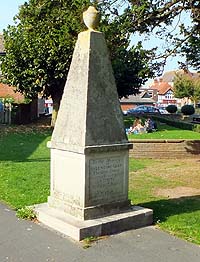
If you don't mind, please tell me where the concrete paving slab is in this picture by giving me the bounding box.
[0,203,200,262]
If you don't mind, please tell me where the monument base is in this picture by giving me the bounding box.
[34,203,153,241]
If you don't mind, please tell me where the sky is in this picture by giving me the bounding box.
[0,1,192,84]
[0,0,25,32]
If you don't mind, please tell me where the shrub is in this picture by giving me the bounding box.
[166,105,177,114]
[152,115,198,131]
[181,105,195,115]
[16,206,36,220]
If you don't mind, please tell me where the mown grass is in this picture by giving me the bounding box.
[129,158,200,245]
[125,116,200,139]
[0,129,51,208]
[0,127,200,245]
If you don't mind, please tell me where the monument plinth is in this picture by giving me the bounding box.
[35,6,153,241]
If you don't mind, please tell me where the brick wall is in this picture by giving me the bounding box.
[129,139,200,159]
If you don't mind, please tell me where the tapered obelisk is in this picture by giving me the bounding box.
[35,6,153,241]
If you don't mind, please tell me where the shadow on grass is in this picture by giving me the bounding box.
[185,140,200,155]
[0,131,51,162]
[140,195,200,223]
[15,158,50,163]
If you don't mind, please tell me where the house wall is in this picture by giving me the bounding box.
[157,94,177,106]
[121,104,133,111]
[121,102,154,111]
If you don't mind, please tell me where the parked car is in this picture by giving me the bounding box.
[122,110,128,116]
[158,107,169,114]
[127,105,160,115]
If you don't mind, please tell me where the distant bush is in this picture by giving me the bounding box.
[152,115,199,132]
[181,105,195,115]
[166,105,178,114]
[193,124,200,133]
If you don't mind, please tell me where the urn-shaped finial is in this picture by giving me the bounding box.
[83,6,100,31]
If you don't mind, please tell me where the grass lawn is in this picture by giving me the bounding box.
[0,127,51,208]
[129,158,200,245]
[0,126,200,245]
[125,116,200,140]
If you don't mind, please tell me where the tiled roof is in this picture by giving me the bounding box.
[157,85,172,95]
[162,71,175,82]
[0,34,5,53]
[120,94,155,104]
[162,69,200,82]
[150,80,173,95]
[0,83,25,103]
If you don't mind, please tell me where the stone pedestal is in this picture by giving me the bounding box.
[48,146,131,220]
[35,27,153,241]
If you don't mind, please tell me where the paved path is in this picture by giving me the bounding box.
[0,203,200,262]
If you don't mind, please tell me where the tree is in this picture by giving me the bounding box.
[1,0,159,125]
[1,0,90,125]
[100,15,160,98]
[182,33,200,71]
[101,0,200,69]
[173,73,200,107]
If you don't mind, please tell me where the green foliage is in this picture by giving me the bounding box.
[0,130,51,208]
[103,1,200,71]
[182,34,200,71]
[110,43,158,98]
[174,74,200,105]
[166,105,177,114]
[193,124,200,133]
[1,0,158,111]
[0,97,14,104]
[181,104,195,115]
[16,206,36,220]
[1,127,200,245]
[1,0,90,103]
[152,115,197,131]
[82,236,98,249]
[129,157,200,245]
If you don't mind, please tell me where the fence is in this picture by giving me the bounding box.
[0,101,12,125]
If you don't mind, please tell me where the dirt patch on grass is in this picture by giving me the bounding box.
[0,116,52,135]
[142,159,200,188]
[130,158,200,198]
[155,186,200,198]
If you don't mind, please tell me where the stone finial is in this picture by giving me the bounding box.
[83,6,100,31]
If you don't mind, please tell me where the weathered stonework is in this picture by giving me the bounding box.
[50,31,128,153]
[47,148,131,220]
[34,8,152,240]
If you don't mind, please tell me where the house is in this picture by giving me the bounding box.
[148,78,177,106]
[120,92,155,112]
[0,83,25,103]
[0,34,5,56]
[0,34,39,124]
[119,68,200,112]
[162,69,200,85]
[161,69,200,106]
[141,69,200,108]
[0,83,38,124]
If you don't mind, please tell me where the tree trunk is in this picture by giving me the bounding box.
[51,95,61,127]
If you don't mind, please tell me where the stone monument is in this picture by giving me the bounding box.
[35,6,153,241]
